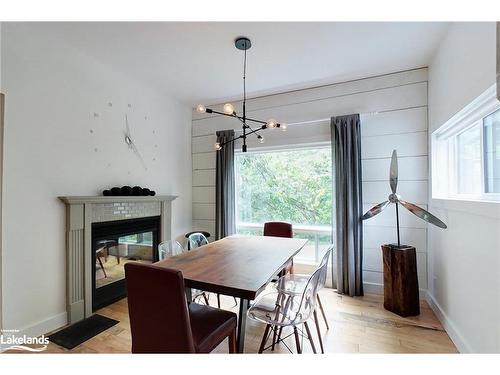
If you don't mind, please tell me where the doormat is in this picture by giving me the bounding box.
[49,314,119,350]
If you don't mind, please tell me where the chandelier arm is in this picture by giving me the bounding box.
[218,134,244,148]
[205,108,237,117]
[244,126,266,137]
[217,127,264,148]
[206,107,268,126]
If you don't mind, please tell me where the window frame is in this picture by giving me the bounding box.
[432,84,500,203]
[233,142,334,264]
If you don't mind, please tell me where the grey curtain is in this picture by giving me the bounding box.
[215,130,236,240]
[331,114,364,296]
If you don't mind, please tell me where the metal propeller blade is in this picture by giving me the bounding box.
[361,201,390,220]
[399,199,447,229]
[390,149,398,194]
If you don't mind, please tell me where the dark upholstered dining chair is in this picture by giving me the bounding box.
[263,222,294,275]
[263,221,293,238]
[125,262,237,353]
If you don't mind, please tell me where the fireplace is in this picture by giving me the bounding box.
[59,195,177,324]
[92,216,161,310]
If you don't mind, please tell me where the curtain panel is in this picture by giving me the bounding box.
[215,130,236,240]
[331,114,364,296]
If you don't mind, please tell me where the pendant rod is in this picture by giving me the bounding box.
[242,42,247,152]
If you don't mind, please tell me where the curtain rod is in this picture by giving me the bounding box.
[231,110,380,133]
[227,105,425,133]
[287,111,379,127]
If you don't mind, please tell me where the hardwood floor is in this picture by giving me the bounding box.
[30,289,457,354]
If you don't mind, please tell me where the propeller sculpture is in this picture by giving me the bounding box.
[361,149,447,247]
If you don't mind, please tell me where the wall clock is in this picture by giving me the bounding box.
[89,102,159,172]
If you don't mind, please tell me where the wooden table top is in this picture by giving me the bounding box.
[155,235,308,300]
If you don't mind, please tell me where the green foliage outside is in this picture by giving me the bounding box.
[235,148,332,227]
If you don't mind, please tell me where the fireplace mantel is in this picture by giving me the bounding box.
[59,195,177,204]
[59,194,177,324]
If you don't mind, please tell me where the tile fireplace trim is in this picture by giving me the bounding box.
[59,195,177,324]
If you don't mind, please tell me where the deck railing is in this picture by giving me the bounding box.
[236,222,332,264]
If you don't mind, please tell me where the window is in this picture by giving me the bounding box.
[119,232,153,245]
[456,124,481,194]
[432,85,500,202]
[234,146,332,264]
[483,109,500,193]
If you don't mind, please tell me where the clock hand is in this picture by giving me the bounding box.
[124,115,134,147]
[125,114,131,137]
[124,114,147,171]
[130,141,148,171]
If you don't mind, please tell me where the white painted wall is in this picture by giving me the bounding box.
[192,68,429,294]
[0,23,192,336]
[428,22,500,353]
[0,22,3,332]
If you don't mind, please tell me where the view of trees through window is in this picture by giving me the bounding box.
[235,147,333,263]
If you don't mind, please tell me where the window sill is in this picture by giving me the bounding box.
[430,197,500,219]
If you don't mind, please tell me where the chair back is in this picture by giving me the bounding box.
[263,222,293,238]
[187,232,209,250]
[281,246,333,325]
[318,245,334,290]
[124,263,195,353]
[158,240,184,261]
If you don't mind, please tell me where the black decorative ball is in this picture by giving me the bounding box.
[132,186,143,196]
[110,187,121,196]
[142,188,151,196]
[102,189,111,196]
[121,186,132,196]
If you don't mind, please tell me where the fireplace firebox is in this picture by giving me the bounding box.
[92,216,161,310]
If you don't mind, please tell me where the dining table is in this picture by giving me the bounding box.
[155,234,308,353]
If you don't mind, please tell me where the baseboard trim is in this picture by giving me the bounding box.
[424,291,471,353]
[18,312,67,338]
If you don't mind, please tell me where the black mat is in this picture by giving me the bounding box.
[49,314,119,350]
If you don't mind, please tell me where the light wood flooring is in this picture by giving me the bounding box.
[21,289,457,354]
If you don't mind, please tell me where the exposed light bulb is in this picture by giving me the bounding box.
[280,122,288,131]
[258,135,265,144]
[196,104,206,113]
[223,103,235,114]
[266,119,277,128]
[214,142,222,150]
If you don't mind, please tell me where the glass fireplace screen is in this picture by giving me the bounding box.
[95,231,154,289]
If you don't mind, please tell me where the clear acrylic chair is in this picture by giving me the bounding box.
[273,245,333,353]
[158,240,184,261]
[157,239,210,305]
[247,248,331,354]
[187,232,209,250]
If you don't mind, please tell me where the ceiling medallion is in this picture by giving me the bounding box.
[196,37,287,152]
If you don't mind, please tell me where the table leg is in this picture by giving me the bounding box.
[237,298,249,353]
[185,287,192,303]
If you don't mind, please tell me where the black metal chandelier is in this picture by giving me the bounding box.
[196,37,287,152]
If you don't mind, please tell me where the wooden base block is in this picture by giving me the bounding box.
[382,244,420,317]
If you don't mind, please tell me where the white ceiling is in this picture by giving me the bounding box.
[34,22,449,105]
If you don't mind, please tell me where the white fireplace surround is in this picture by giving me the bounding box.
[59,195,177,324]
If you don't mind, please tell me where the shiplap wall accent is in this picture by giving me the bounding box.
[191,68,429,294]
